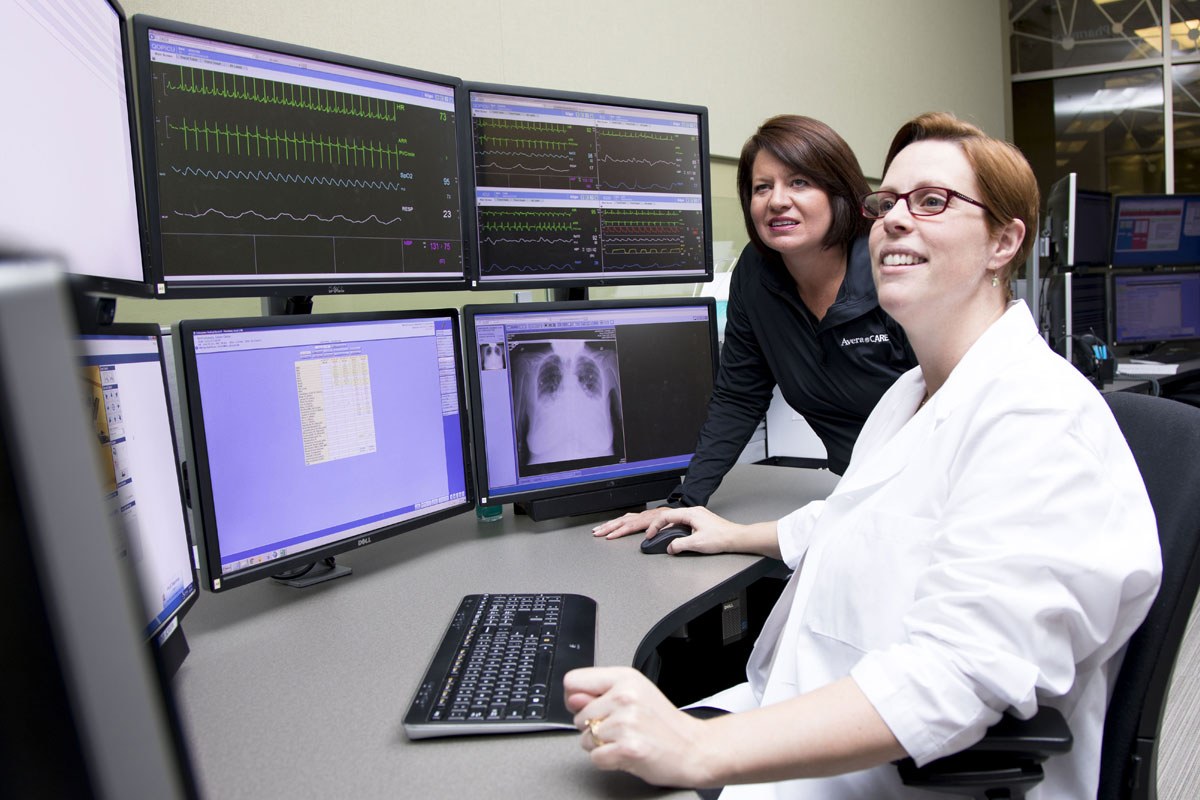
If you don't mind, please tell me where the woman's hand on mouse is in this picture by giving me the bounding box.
[564,666,723,789]
[591,506,675,540]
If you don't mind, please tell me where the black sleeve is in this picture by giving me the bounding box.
[670,264,776,506]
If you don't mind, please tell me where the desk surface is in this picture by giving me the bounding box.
[173,464,838,799]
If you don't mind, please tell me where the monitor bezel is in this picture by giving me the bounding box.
[1110,268,1200,346]
[461,81,714,291]
[1109,193,1200,269]
[462,296,718,512]
[132,15,474,299]
[73,317,199,639]
[176,308,476,592]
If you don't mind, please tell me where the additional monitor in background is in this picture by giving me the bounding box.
[466,84,713,289]
[464,298,717,521]
[133,16,468,298]
[76,324,198,676]
[1111,194,1200,269]
[0,0,149,296]
[1046,271,1110,380]
[1044,173,1112,269]
[0,264,196,799]
[1112,271,1200,354]
[176,311,474,591]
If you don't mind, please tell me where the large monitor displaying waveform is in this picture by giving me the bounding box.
[465,84,713,289]
[175,310,474,591]
[464,298,717,520]
[133,17,469,297]
[0,0,149,296]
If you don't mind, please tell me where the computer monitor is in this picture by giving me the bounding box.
[1112,270,1200,346]
[76,322,198,674]
[465,83,713,289]
[1111,194,1200,269]
[133,16,469,297]
[464,298,717,521]
[0,264,196,799]
[0,0,150,296]
[1044,173,1111,269]
[175,310,474,591]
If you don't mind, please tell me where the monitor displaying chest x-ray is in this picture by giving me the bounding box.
[464,298,717,520]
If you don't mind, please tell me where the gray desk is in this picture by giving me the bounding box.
[173,464,839,799]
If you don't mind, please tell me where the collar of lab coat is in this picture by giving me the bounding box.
[833,300,1038,497]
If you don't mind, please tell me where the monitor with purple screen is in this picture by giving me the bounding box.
[464,298,717,521]
[175,310,473,591]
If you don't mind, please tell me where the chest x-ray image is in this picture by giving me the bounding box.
[479,342,507,371]
[509,335,624,475]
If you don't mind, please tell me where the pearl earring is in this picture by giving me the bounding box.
[991,273,1000,288]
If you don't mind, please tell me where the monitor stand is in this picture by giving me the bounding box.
[156,621,190,679]
[271,557,352,588]
[514,476,680,522]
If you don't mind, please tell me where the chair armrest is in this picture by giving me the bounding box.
[895,708,1072,795]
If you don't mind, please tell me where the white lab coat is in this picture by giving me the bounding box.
[705,302,1161,799]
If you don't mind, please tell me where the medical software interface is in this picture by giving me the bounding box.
[190,317,467,575]
[1112,195,1200,268]
[78,334,195,638]
[470,91,707,284]
[141,25,464,287]
[472,304,713,501]
[1114,272,1200,344]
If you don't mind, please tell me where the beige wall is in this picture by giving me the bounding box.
[115,0,1009,323]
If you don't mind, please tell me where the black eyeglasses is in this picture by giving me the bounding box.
[860,187,996,221]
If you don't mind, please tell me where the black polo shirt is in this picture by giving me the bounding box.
[674,237,916,506]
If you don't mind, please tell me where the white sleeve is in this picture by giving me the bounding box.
[776,500,825,569]
[849,406,1160,766]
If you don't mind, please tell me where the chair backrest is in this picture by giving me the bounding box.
[1099,392,1200,799]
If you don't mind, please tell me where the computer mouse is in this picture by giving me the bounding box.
[640,524,694,555]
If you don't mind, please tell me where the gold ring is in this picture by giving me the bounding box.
[585,717,607,746]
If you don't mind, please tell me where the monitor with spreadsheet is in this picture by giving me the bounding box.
[0,0,150,296]
[464,298,717,520]
[1112,271,1200,346]
[175,311,474,591]
[133,16,469,297]
[1111,194,1200,269]
[465,83,713,289]
[76,324,197,665]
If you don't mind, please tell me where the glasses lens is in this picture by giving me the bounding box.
[864,192,896,218]
[909,188,950,216]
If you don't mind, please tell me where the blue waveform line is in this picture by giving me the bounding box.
[173,208,404,225]
[477,161,572,173]
[170,166,409,191]
[478,149,573,159]
[600,180,684,191]
[603,260,694,271]
[598,155,677,167]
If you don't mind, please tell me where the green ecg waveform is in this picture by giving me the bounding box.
[166,65,407,122]
[169,119,415,169]
[480,209,579,232]
[476,135,576,151]
[478,119,574,134]
[598,129,676,142]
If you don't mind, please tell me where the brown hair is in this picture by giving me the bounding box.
[882,112,1040,297]
[736,115,870,257]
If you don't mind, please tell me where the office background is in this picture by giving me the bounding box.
[75,1,1200,795]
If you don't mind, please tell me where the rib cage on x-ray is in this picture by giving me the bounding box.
[510,339,622,471]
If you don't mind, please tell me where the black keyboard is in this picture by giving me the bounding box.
[403,593,596,738]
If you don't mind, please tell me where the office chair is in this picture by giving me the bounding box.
[897,392,1200,799]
